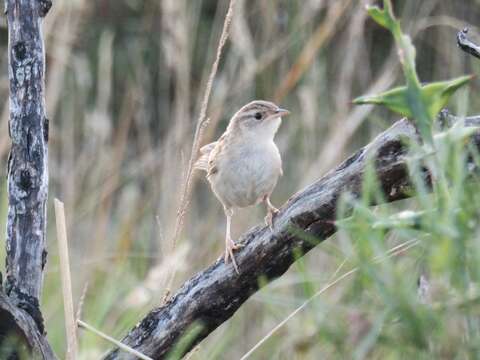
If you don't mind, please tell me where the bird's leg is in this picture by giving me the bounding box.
[224,208,243,274]
[263,195,279,231]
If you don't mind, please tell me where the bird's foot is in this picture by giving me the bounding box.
[265,207,279,231]
[224,238,244,274]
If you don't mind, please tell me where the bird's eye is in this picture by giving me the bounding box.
[254,112,262,120]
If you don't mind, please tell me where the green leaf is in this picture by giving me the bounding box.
[366,0,396,30]
[353,75,474,120]
[422,75,475,119]
[354,86,412,118]
[360,0,474,145]
[366,6,389,28]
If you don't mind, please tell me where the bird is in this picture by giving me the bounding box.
[194,100,289,274]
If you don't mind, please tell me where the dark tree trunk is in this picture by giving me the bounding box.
[0,0,55,358]
[104,114,480,360]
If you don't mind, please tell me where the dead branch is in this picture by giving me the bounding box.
[104,114,480,359]
[457,28,480,60]
[0,0,55,358]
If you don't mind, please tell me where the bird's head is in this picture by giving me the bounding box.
[228,100,290,140]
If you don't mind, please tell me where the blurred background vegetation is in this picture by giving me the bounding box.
[1,0,480,358]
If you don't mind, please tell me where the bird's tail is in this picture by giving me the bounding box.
[193,142,217,172]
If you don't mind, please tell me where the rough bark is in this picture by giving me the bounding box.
[0,0,55,358]
[104,115,480,359]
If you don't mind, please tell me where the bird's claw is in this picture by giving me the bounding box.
[224,239,243,274]
[265,207,279,231]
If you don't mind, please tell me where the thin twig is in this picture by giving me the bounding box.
[54,199,78,360]
[166,0,237,292]
[76,282,89,324]
[78,320,153,360]
[457,28,480,60]
[240,239,420,359]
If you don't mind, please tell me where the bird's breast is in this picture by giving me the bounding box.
[209,141,282,208]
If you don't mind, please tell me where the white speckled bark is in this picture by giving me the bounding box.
[5,0,49,308]
[0,0,55,358]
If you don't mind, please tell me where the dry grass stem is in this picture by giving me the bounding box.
[77,320,153,360]
[172,1,236,246]
[167,0,237,288]
[54,198,79,360]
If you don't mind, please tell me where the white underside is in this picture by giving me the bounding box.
[209,137,282,209]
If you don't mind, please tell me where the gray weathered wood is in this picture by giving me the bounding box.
[0,0,55,358]
[457,28,480,60]
[103,115,480,359]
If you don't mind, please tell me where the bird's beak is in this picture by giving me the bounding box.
[275,108,290,117]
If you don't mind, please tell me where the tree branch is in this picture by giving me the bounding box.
[457,28,480,60]
[104,114,480,359]
[1,0,55,358]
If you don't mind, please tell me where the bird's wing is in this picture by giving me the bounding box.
[193,141,218,172]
